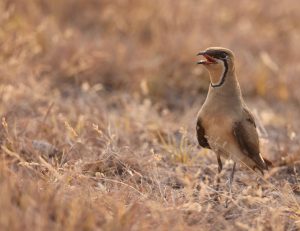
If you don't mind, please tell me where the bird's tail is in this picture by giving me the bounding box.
[263,157,273,170]
[252,154,272,174]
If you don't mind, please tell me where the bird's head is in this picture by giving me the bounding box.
[197,47,235,87]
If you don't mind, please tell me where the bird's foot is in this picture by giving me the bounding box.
[224,178,234,207]
[211,174,223,203]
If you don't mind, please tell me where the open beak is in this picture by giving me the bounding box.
[197,51,217,65]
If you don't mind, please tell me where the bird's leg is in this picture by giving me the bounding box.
[213,154,223,202]
[216,154,223,186]
[229,161,236,192]
[217,154,223,174]
[225,161,236,207]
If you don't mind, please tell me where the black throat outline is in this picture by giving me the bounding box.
[210,60,228,88]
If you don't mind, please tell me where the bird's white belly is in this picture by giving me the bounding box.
[206,123,253,166]
[206,130,231,159]
[204,117,239,160]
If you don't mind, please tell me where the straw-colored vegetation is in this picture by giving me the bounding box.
[0,0,300,230]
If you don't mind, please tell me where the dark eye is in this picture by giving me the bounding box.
[218,52,227,59]
[211,51,228,59]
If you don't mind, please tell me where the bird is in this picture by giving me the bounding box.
[196,47,272,191]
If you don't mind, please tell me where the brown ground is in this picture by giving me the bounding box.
[0,0,300,230]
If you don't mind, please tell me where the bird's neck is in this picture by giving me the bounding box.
[209,63,230,87]
[208,68,242,99]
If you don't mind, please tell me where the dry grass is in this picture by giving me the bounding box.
[0,0,300,230]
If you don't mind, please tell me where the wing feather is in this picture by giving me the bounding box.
[233,109,268,172]
[196,118,210,149]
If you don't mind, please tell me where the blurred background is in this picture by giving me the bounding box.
[1,0,300,102]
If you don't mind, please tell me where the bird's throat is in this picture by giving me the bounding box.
[210,60,228,88]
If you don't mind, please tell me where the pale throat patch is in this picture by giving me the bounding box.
[210,62,226,86]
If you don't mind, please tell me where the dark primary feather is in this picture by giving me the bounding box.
[233,111,267,173]
[243,107,256,127]
[242,107,273,168]
[196,118,210,149]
